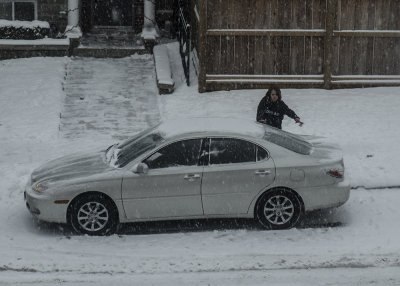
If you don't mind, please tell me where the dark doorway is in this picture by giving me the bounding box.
[93,0,133,26]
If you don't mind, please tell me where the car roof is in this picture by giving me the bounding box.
[155,117,267,139]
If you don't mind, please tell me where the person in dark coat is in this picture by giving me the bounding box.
[256,85,303,129]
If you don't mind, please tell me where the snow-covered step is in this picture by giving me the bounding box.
[60,56,160,140]
[72,47,147,58]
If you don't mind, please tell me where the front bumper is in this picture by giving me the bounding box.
[24,186,69,224]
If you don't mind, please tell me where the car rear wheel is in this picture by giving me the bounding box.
[256,189,302,230]
[70,194,118,236]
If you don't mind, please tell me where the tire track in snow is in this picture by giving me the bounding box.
[2,253,400,275]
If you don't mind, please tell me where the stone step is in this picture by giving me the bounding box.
[90,26,134,33]
[72,47,147,58]
[81,35,140,44]
[85,31,137,38]
[81,27,140,43]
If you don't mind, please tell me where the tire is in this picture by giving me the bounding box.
[70,193,119,236]
[256,189,302,230]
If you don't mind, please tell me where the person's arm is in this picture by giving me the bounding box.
[282,102,302,125]
[281,101,297,119]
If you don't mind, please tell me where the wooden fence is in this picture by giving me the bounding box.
[193,0,400,92]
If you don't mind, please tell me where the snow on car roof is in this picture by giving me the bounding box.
[156,117,266,139]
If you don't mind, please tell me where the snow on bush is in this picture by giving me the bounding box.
[0,19,50,40]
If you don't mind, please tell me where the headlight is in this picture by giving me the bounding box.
[33,181,49,193]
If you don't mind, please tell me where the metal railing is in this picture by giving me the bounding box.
[176,0,190,86]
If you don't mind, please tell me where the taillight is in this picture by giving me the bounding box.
[326,169,344,178]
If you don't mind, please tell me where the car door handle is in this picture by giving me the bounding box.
[255,170,271,176]
[184,174,201,181]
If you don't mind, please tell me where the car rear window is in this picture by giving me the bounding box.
[263,128,312,155]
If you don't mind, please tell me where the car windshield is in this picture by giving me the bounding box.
[263,127,312,155]
[112,130,165,168]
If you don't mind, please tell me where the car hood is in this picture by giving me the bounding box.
[31,151,112,184]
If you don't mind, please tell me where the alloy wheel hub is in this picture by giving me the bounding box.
[78,202,109,231]
[264,195,294,225]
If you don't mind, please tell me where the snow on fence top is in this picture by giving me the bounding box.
[0,19,49,29]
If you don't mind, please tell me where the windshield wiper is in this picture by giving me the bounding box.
[105,144,114,153]
[105,143,119,164]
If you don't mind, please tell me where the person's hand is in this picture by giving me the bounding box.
[295,117,304,127]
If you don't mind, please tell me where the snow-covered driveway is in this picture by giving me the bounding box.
[1,56,400,285]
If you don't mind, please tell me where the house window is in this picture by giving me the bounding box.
[11,1,37,21]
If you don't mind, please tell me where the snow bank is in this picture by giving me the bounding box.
[153,44,174,93]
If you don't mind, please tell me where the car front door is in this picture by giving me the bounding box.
[201,137,276,215]
[121,138,204,220]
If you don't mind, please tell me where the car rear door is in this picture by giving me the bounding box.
[121,138,204,220]
[201,137,276,215]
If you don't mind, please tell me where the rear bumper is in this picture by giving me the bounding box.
[297,182,350,212]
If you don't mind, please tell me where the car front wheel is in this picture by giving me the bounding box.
[70,194,118,235]
[256,189,302,230]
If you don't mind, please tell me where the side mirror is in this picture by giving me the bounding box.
[133,162,149,174]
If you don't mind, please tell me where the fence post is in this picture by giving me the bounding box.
[186,25,191,86]
[198,0,207,93]
[324,0,335,89]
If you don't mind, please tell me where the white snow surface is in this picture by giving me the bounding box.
[1,54,400,285]
[0,38,70,45]
[0,19,50,29]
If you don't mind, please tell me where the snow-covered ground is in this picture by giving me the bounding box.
[1,55,400,285]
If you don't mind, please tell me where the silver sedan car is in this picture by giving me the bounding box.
[25,118,350,235]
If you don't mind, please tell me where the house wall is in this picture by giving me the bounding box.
[0,46,70,60]
[0,1,67,32]
[37,0,67,32]
[80,0,144,33]
[195,0,400,92]
[2,0,175,34]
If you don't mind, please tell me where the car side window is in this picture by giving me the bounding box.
[144,139,202,169]
[256,146,268,161]
[209,138,256,165]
